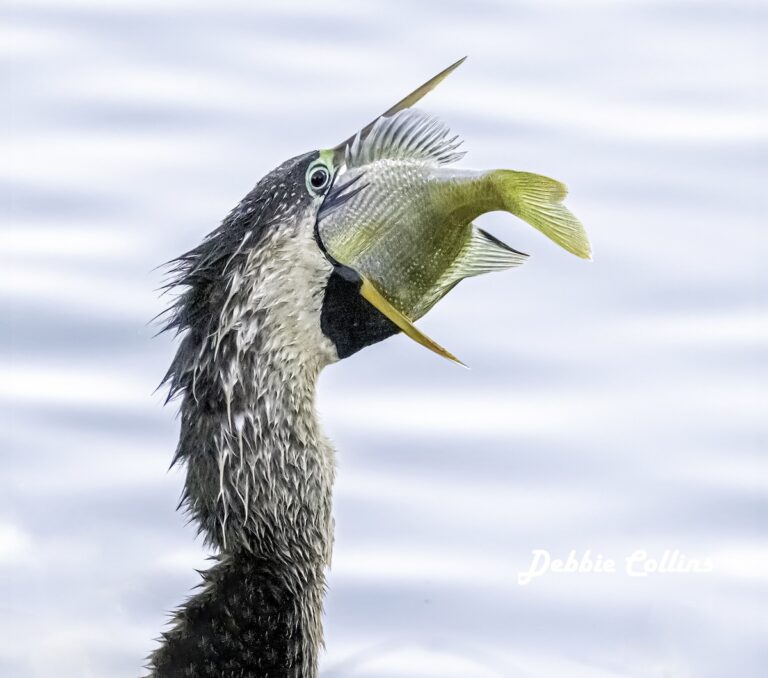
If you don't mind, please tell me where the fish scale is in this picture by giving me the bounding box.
[318,109,589,321]
[307,60,590,365]
[335,164,472,317]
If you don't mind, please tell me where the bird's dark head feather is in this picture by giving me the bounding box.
[158,150,397,403]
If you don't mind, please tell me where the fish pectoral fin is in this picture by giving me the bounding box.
[357,274,466,367]
[490,170,592,260]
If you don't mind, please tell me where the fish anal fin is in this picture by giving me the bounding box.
[443,226,528,284]
[415,226,527,317]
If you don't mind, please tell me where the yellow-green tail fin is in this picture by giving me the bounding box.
[490,170,591,259]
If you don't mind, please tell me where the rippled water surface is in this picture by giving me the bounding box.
[2,1,767,676]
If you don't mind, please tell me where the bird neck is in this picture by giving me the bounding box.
[152,345,335,678]
[177,337,336,559]
[151,234,339,677]
[149,550,326,677]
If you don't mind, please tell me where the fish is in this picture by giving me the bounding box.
[315,58,591,364]
[318,108,590,323]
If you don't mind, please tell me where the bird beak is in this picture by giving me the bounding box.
[331,56,466,164]
[357,274,466,367]
[327,58,468,366]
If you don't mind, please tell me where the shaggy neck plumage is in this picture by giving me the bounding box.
[149,175,337,677]
[173,323,333,560]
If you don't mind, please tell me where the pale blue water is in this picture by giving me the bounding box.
[1,1,767,677]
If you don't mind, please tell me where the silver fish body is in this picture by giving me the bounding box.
[321,164,510,319]
[318,109,590,321]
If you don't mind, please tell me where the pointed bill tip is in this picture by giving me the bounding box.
[429,342,467,368]
[357,274,464,367]
[335,57,467,153]
[380,56,467,118]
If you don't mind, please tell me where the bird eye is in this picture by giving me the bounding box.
[307,165,330,194]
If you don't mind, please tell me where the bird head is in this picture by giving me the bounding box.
[164,58,587,380]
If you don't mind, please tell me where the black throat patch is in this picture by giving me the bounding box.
[320,265,399,359]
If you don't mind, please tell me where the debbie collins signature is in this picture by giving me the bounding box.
[517,549,714,586]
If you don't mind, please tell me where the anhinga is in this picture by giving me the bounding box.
[147,58,589,677]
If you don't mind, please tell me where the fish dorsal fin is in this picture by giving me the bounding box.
[333,57,466,154]
[345,109,465,168]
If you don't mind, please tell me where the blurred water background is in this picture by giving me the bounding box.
[2,1,767,676]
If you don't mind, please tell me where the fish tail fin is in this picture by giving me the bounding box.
[490,170,591,259]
